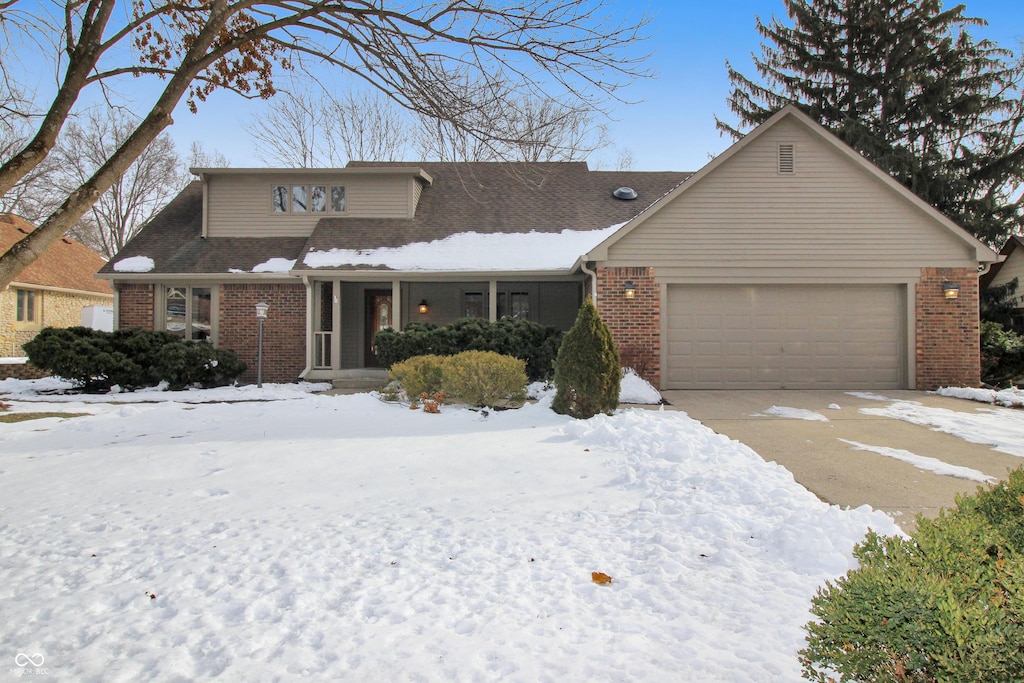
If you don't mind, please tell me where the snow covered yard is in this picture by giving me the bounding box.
[0,380,900,681]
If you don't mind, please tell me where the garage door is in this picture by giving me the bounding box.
[664,285,904,389]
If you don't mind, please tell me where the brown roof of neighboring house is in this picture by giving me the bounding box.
[980,235,1024,289]
[0,214,113,295]
[101,162,691,275]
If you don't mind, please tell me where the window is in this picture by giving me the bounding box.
[164,286,212,341]
[463,292,486,318]
[15,288,38,324]
[272,184,345,213]
[497,291,531,320]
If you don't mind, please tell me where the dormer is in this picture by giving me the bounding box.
[193,167,433,238]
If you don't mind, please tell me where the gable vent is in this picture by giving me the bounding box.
[778,144,795,174]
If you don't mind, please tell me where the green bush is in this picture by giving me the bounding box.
[800,468,1024,682]
[981,320,1024,388]
[24,327,246,392]
[552,299,620,419]
[388,354,447,399]
[441,350,527,408]
[373,317,562,382]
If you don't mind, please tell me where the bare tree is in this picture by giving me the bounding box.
[414,79,611,162]
[0,0,650,289]
[53,110,188,258]
[247,85,412,166]
[187,141,231,170]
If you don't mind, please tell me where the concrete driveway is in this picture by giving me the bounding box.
[660,390,1021,531]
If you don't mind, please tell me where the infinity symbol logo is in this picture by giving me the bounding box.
[15,653,45,667]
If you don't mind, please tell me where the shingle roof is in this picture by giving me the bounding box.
[102,163,691,275]
[97,182,308,275]
[1,214,112,295]
[299,162,690,270]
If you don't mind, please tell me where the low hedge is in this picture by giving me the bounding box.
[24,327,246,392]
[373,317,562,382]
[800,468,1024,682]
[388,351,527,408]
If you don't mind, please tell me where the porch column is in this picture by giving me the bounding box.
[332,280,342,370]
[391,279,402,329]
[488,280,498,322]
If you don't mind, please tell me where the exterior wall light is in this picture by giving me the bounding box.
[624,281,637,299]
[255,302,269,387]
[418,300,429,314]
[943,282,960,300]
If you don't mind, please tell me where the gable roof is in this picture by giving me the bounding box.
[980,235,1024,288]
[584,105,1000,264]
[1,214,112,295]
[101,163,691,276]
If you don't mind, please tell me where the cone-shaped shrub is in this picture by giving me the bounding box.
[552,298,620,418]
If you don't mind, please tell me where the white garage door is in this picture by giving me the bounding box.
[665,285,904,389]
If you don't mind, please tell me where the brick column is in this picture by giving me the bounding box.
[219,283,307,384]
[595,266,660,387]
[116,283,155,330]
[915,267,980,389]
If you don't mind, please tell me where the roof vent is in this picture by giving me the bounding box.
[613,187,638,200]
[778,143,795,174]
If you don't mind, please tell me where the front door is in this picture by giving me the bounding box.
[364,290,393,367]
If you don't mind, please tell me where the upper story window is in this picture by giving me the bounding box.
[15,288,39,326]
[272,184,344,214]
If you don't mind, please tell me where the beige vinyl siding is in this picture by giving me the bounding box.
[207,173,414,237]
[605,117,977,279]
[989,251,1024,307]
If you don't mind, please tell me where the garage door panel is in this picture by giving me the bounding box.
[665,284,903,390]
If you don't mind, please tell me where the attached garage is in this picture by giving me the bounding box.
[664,284,905,389]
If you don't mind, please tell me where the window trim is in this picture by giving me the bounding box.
[271,183,345,214]
[13,288,40,329]
[159,284,217,344]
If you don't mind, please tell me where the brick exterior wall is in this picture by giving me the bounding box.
[117,283,155,330]
[1,360,49,380]
[916,267,981,390]
[219,283,307,384]
[596,266,660,387]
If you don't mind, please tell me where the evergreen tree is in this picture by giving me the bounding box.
[552,298,620,419]
[718,0,1024,246]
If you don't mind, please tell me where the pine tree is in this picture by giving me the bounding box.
[718,0,1024,246]
[552,298,620,419]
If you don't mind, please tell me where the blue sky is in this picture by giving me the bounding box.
[161,0,1024,172]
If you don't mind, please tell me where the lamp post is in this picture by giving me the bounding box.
[255,302,269,388]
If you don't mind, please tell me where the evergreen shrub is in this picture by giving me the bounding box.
[551,299,620,419]
[800,468,1024,682]
[373,317,562,381]
[981,320,1024,388]
[442,351,527,408]
[24,327,246,392]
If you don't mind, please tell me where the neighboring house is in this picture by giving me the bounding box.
[98,106,998,390]
[980,235,1024,330]
[1,214,114,358]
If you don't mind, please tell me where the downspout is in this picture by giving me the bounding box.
[580,261,598,304]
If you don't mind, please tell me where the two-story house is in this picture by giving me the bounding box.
[98,106,999,390]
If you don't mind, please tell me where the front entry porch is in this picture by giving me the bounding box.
[302,277,584,380]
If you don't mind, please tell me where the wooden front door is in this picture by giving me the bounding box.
[364,290,393,367]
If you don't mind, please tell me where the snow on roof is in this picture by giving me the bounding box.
[252,258,297,273]
[303,224,625,272]
[112,256,155,273]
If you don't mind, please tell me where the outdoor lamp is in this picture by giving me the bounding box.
[255,302,269,387]
[942,282,960,300]
[624,281,637,299]
[418,300,429,314]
